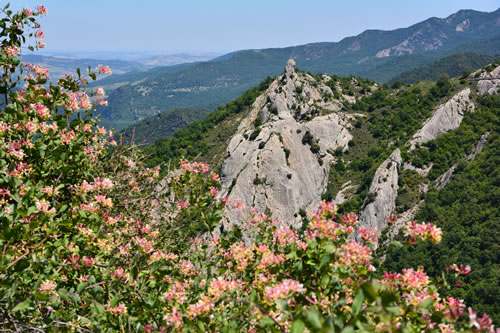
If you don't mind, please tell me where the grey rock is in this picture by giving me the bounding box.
[475,65,500,95]
[409,88,474,150]
[220,60,358,228]
[358,149,402,236]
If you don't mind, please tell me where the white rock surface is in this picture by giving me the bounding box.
[334,181,357,205]
[475,65,500,95]
[357,149,402,236]
[220,60,356,227]
[409,88,474,150]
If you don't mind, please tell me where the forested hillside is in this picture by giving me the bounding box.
[142,62,500,324]
[391,53,499,83]
[96,8,500,130]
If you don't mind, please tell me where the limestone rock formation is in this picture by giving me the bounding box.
[408,88,474,150]
[220,60,357,227]
[357,149,402,236]
[475,65,500,95]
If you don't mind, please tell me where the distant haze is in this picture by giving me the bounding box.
[14,0,499,59]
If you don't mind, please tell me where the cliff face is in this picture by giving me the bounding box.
[357,149,402,236]
[475,64,500,95]
[408,88,474,150]
[220,60,357,227]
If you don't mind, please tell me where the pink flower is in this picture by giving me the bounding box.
[401,267,429,290]
[3,46,19,57]
[82,256,96,267]
[39,279,57,293]
[447,264,471,275]
[36,5,48,15]
[68,254,80,267]
[386,214,398,224]
[22,7,33,16]
[209,186,218,196]
[35,30,44,39]
[97,65,112,75]
[109,303,127,316]
[111,267,126,279]
[404,221,442,244]
[177,201,189,209]
[211,172,220,182]
[444,297,465,319]
[264,279,304,301]
[358,226,378,243]
[95,87,105,95]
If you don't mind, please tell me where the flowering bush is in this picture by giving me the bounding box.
[0,5,498,332]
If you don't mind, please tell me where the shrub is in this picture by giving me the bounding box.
[0,6,496,332]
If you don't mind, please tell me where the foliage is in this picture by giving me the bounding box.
[390,53,500,84]
[410,94,500,180]
[117,107,211,146]
[145,76,273,169]
[0,6,498,332]
[381,95,500,324]
[93,12,500,130]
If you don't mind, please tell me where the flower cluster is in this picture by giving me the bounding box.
[404,220,442,244]
[0,6,497,333]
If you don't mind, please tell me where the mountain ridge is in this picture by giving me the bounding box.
[96,8,500,130]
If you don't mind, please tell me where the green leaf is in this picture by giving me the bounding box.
[352,291,364,316]
[93,303,105,314]
[341,327,354,333]
[305,309,322,329]
[291,319,305,333]
[320,254,332,269]
[419,298,433,310]
[360,282,377,302]
[14,259,29,272]
[110,296,120,307]
[77,282,87,293]
[12,299,30,312]
[259,316,275,327]
[77,68,81,78]
[390,241,403,248]
[33,292,49,301]
[276,299,288,312]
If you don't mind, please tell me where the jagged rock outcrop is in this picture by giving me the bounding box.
[357,149,402,236]
[409,88,474,150]
[474,65,500,95]
[220,60,357,227]
[334,181,357,205]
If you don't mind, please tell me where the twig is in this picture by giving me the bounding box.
[135,288,161,329]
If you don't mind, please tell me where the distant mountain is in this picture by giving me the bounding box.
[139,53,220,67]
[390,53,500,83]
[117,107,210,146]
[144,61,500,322]
[21,54,149,80]
[96,8,500,130]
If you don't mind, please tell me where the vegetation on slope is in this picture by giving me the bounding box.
[145,77,274,169]
[96,10,500,130]
[390,53,500,84]
[325,76,465,214]
[117,107,210,146]
[381,95,500,324]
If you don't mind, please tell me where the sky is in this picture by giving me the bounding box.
[13,0,500,57]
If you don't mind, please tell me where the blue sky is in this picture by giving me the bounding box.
[14,0,500,55]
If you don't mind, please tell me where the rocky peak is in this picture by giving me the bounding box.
[219,62,367,228]
[357,149,402,237]
[285,58,296,76]
[474,64,500,95]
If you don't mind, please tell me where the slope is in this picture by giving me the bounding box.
[96,8,500,130]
